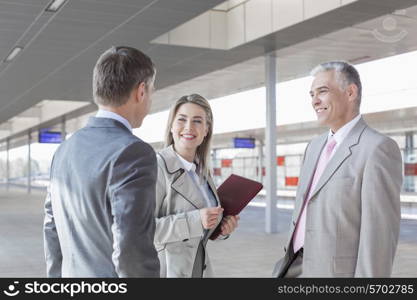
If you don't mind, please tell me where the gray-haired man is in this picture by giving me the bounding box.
[274,61,402,277]
[44,46,160,277]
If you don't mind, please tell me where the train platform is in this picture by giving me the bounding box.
[1,188,416,277]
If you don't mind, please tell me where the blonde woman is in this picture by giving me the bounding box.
[154,94,239,278]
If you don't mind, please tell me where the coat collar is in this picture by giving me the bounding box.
[158,145,184,174]
[86,116,131,133]
[158,145,206,209]
[288,117,368,251]
[159,145,222,238]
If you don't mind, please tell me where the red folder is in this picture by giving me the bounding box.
[210,174,263,240]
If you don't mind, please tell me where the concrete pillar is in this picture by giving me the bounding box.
[405,132,414,192]
[27,131,31,194]
[258,139,264,183]
[61,116,66,141]
[405,132,414,155]
[6,138,10,191]
[212,148,218,185]
[265,53,278,233]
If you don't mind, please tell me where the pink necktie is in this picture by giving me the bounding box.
[293,137,337,253]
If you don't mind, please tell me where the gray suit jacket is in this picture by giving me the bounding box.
[275,117,403,277]
[43,117,160,277]
[154,145,222,277]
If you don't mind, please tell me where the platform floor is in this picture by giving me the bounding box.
[1,188,416,277]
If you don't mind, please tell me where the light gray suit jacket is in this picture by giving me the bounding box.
[43,117,160,277]
[154,145,222,277]
[275,117,403,277]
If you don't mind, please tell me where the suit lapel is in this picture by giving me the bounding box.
[172,171,206,209]
[292,134,327,221]
[308,118,367,201]
[286,118,368,253]
[206,175,220,206]
[159,145,206,209]
[205,175,222,239]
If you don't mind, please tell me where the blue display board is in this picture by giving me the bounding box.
[39,131,62,144]
[233,137,255,148]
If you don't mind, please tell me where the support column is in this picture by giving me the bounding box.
[258,139,264,183]
[212,148,218,185]
[6,138,10,191]
[265,53,278,233]
[405,132,414,156]
[405,132,414,192]
[61,116,67,141]
[27,131,31,194]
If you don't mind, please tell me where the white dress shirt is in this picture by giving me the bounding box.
[96,109,132,132]
[327,114,361,159]
[175,153,218,208]
[176,152,231,240]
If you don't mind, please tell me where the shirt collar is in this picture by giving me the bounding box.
[328,114,361,144]
[96,109,132,132]
[175,152,197,173]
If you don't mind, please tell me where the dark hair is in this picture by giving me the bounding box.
[93,46,155,106]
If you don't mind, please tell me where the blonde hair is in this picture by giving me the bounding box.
[165,94,213,181]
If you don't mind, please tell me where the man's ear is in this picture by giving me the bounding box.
[135,82,146,103]
[347,84,358,103]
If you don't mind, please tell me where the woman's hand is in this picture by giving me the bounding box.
[200,207,224,229]
[220,215,240,235]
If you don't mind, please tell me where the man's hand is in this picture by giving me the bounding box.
[200,207,224,229]
[220,215,240,235]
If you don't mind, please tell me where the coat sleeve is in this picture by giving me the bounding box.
[108,141,160,278]
[354,137,403,277]
[43,173,63,278]
[154,160,204,245]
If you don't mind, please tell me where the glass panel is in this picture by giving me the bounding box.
[0,141,7,186]
[30,130,60,189]
[404,147,416,193]
[8,136,29,188]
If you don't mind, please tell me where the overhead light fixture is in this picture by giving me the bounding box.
[349,56,371,64]
[45,0,67,12]
[4,46,23,63]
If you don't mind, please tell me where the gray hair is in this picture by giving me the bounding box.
[93,46,155,107]
[311,61,362,106]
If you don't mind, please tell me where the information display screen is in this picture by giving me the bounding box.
[39,131,62,144]
[233,137,255,148]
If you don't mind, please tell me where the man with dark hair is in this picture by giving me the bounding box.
[273,61,403,277]
[44,46,160,277]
